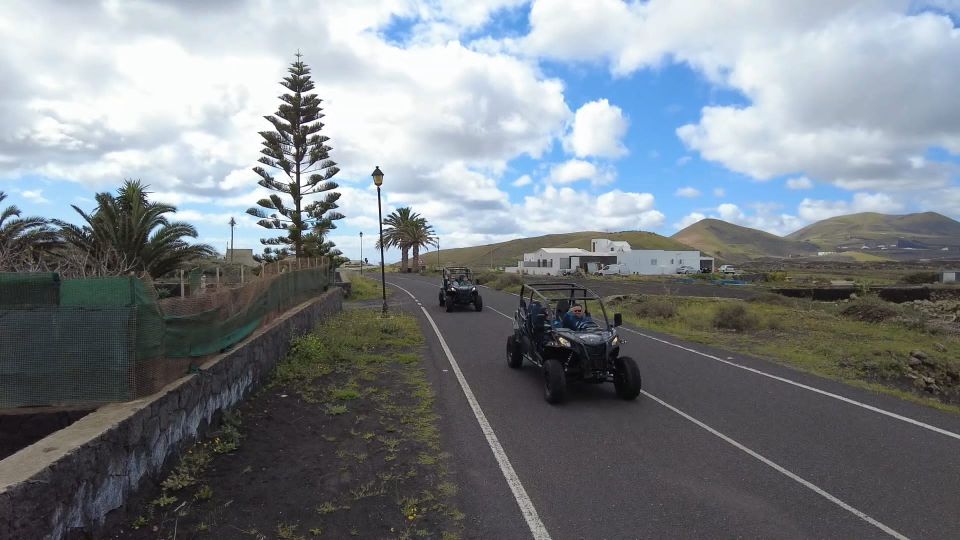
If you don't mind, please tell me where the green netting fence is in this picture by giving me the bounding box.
[0,259,332,408]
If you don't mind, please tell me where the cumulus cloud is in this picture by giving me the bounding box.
[15,189,49,204]
[0,1,570,206]
[515,1,960,193]
[547,159,615,185]
[713,188,726,198]
[563,98,629,158]
[674,212,706,230]
[520,185,662,234]
[675,186,701,198]
[798,192,905,222]
[786,176,813,190]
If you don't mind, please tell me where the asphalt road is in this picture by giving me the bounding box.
[385,274,960,540]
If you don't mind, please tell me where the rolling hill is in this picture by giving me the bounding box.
[420,231,694,269]
[671,219,819,262]
[786,212,960,250]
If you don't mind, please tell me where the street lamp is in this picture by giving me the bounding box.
[228,217,236,262]
[372,166,387,314]
[359,231,363,276]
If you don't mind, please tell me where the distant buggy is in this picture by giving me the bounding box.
[505,283,640,403]
[439,266,483,312]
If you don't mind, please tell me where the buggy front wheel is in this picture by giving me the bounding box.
[474,295,483,311]
[614,356,641,400]
[544,359,567,404]
[506,335,523,368]
[439,292,445,307]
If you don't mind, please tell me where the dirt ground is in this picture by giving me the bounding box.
[103,308,462,540]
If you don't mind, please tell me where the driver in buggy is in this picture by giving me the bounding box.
[562,303,596,331]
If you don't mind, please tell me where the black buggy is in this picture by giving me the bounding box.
[439,266,483,312]
[505,283,641,403]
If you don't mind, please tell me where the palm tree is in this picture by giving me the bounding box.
[55,180,215,278]
[379,207,415,272]
[408,218,437,272]
[378,207,438,272]
[0,192,58,270]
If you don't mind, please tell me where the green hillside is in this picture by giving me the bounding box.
[786,212,960,249]
[421,231,694,269]
[672,219,818,262]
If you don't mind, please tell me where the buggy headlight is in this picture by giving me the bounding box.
[472,287,477,292]
[611,335,621,346]
[556,336,572,348]
[449,287,456,292]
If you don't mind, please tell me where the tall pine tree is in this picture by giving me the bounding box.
[247,53,344,260]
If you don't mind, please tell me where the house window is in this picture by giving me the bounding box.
[610,247,614,251]
[670,259,674,265]
[651,259,658,266]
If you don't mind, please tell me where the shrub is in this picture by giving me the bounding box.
[839,296,901,323]
[899,271,939,285]
[474,271,498,285]
[491,273,522,290]
[840,296,900,323]
[713,303,759,332]
[633,297,678,319]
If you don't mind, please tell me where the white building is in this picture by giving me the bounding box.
[508,239,707,276]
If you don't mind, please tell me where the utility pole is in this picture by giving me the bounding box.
[359,231,363,276]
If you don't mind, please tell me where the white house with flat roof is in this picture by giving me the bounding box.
[507,239,707,276]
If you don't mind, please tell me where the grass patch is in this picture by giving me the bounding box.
[348,274,393,301]
[617,294,960,412]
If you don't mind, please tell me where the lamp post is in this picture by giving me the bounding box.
[228,217,236,262]
[372,166,387,314]
[359,231,363,276]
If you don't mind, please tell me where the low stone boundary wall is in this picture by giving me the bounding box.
[0,288,343,540]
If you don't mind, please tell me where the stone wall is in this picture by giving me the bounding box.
[0,289,343,540]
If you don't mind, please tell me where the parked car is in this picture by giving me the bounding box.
[505,282,641,403]
[439,266,483,312]
[595,263,630,276]
[719,265,737,275]
[676,265,697,274]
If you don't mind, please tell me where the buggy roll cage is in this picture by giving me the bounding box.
[519,282,611,327]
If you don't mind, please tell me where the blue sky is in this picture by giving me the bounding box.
[2,1,959,263]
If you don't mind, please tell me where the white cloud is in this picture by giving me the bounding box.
[512,174,532,187]
[676,156,691,166]
[713,188,726,198]
[674,212,706,230]
[515,1,960,192]
[675,186,701,198]
[797,192,905,222]
[563,98,629,158]
[786,176,813,190]
[0,1,571,213]
[551,159,595,184]
[520,185,662,234]
[15,189,49,204]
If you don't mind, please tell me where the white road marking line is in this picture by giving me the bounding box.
[488,306,513,320]
[619,327,960,442]
[641,390,910,540]
[389,282,552,540]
